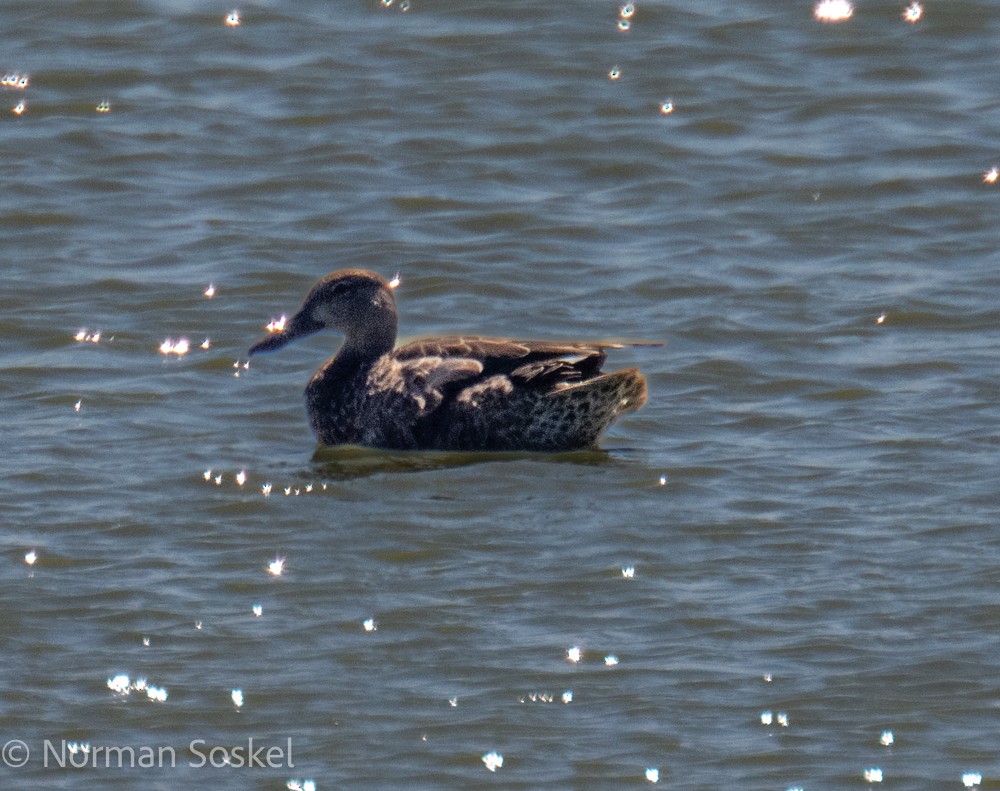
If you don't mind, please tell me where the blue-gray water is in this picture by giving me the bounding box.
[2,1,999,788]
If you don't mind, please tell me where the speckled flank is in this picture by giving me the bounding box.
[434,369,647,451]
[251,269,652,452]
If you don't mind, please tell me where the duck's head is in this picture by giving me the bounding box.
[249,269,399,359]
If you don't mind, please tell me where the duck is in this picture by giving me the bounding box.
[248,269,649,451]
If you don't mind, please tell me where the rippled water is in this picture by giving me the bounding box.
[3,1,999,788]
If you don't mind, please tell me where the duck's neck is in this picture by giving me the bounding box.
[339,308,397,362]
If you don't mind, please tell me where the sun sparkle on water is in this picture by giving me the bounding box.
[267,557,285,576]
[159,338,189,355]
[814,0,853,22]
[482,750,503,772]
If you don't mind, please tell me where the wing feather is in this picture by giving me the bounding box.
[391,336,642,396]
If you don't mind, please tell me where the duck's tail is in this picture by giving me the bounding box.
[541,368,647,448]
[553,368,647,412]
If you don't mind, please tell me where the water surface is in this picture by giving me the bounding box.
[2,1,999,788]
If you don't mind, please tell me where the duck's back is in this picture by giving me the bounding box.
[306,336,646,451]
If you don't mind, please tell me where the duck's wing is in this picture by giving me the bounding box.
[395,336,619,388]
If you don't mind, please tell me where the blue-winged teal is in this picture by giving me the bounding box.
[249,269,648,451]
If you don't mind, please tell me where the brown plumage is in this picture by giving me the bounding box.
[248,269,648,451]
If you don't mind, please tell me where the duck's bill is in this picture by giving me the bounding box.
[248,332,293,355]
[248,312,321,356]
